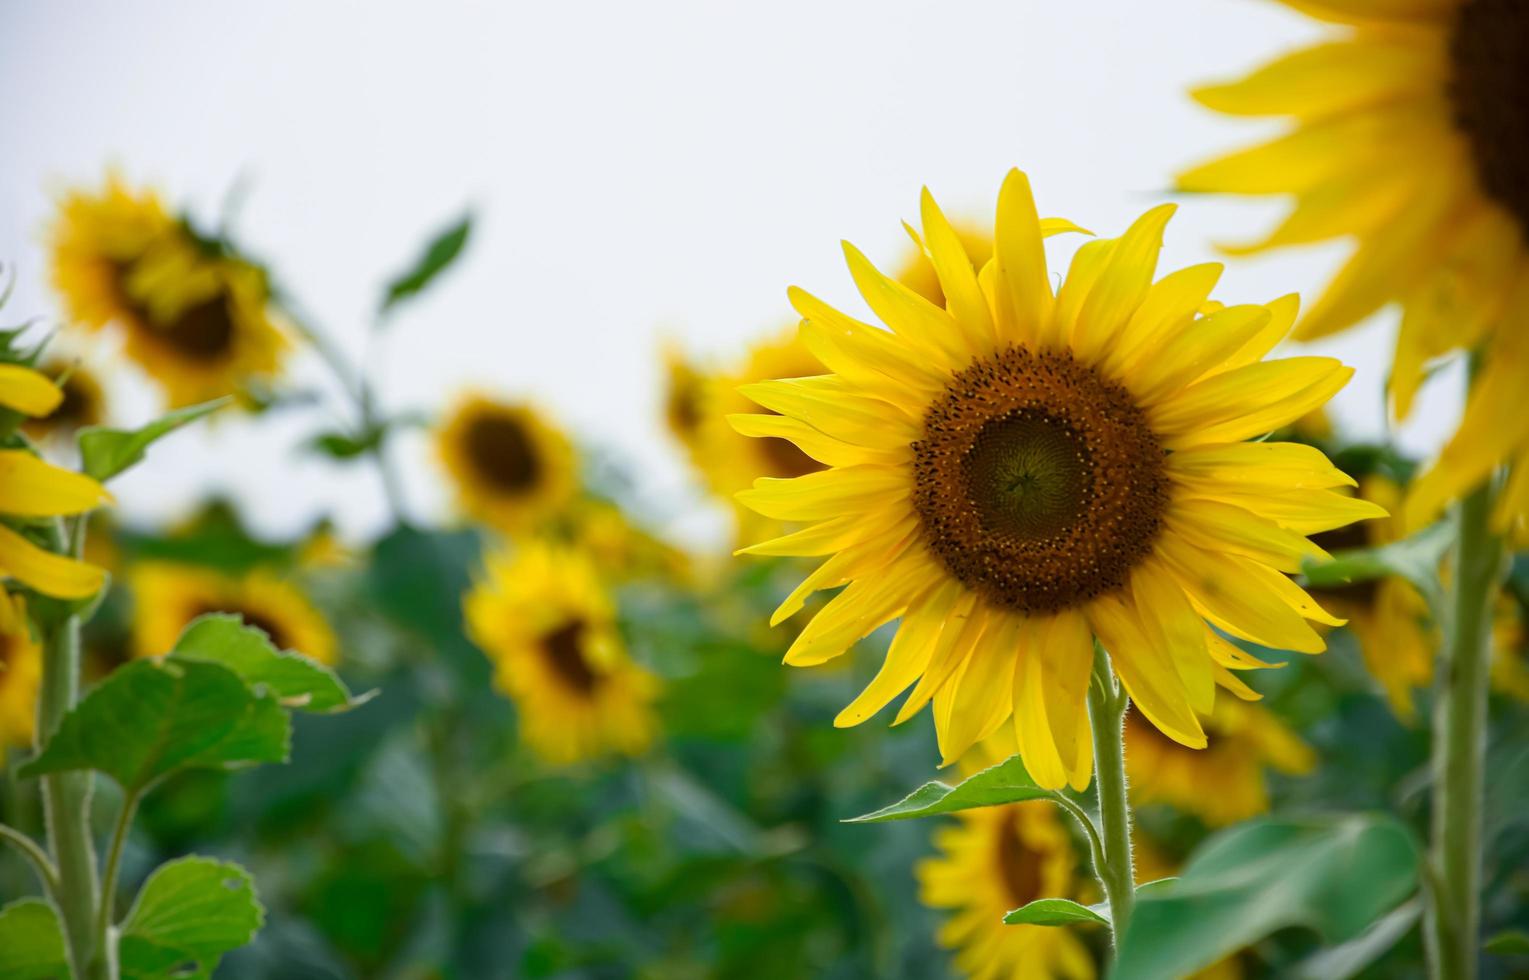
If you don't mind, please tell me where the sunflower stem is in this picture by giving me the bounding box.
[1087,647,1135,954]
[1425,474,1503,980]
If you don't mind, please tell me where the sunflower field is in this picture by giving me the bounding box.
[2,2,1529,978]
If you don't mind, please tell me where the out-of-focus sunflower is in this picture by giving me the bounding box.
[1124,698,1314,826]
[1489,597,1529,702]
[436,393,577,535]
[0,594,41,748]
[21,355,108,445]
[49,175,287,407]
[733,170,1381,788]
[1178,0,1529,528]
[0,365,110,601]
[566,499,690,583]
[662,342,709,465]
[130,562,337,664]
[464,540,658,765]
[916,738,1094,980]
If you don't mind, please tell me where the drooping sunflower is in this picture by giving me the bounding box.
[436,393,578,535]
[1124,698,1314,826]
[916,739,1094,980]
[129,562,337,664]
[1178,0,1529,528]
[0,365,110,601]
[732,170,1382,788]
[49,175,288,407]
[0,594,42,748]
[464,540,658,764]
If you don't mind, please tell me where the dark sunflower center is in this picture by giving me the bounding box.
[191,604,292,651]
[1450,0,1529,236]
[159,294,237,362]
[464,415,541,494]
[540,619,600,694]
[912,347,1168,614]
[995,810,1044,908]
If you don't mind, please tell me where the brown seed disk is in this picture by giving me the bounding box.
[465,413,542,493]
[911,346,1168,614]
[1451,0,1529,239]
[540,618,601,694]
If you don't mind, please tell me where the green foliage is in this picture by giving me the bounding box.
[1485,929,1529,956]
[1002,898,1107,927]
[119,857,265,980]
[304,428,384,461]
[79,399,230,482]
[171,614,364,713]
[18,658,290,792]
[1301,520,1453,613]
[0,899,69,980]
[379,212,472,318]
[1112,815,1422,980]
[845,755,1057,823]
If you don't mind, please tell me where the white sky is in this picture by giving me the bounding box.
[0,0,1464,547]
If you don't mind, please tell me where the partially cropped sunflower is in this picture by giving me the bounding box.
[1179,0,1529,528]
[465,540,658,764]
[0,594,42,748]
[1125,698,1314,826]
[733,170,1382,788]
[917,739,1093,980]
[0,365,110,601]
[436,393,577,535]
[21,354,108,446]
[50,175,287,407]
[130,562,337,664]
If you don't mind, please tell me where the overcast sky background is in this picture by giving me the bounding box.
[0,0,1463,548]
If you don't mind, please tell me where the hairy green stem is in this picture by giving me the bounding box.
[1087,648,1135,953]
[0,821,58,895]
[1425,477,1503,980]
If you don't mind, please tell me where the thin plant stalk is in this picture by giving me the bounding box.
[1087,646,1136,953]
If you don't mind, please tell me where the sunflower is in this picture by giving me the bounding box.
[1124,698,1314,826]
[662,341,709,464]
[0,365,110,601]
[20,355,108,445]
[732,170,1382,788]
[1178,0,1529,528]
[464,540,658,764]
[436,393,578,535]
[0,594,42,748]
[49,175,287,407]
[566,499,690,584]
[129,562,337,664]
[916,738,1094,980]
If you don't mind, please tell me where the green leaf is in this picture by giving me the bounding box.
[844,755,1058,823]
[170,613,365,713]
[1291,899,1422,980]
[1301,521,1452,613]
[119,857,264,980]
[1111,815,1421,980]
[1003,898,1107,928]
[1485,929,1529,956]
[79,399,229,482]
[379,212,472,317]
[304,428,382,461]
[0,899,69,980]
[18,658,289,792]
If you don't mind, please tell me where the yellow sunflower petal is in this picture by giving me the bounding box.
[919,189,996,345]
[726,413,905,468]
[1167,441,1356,491]
[836,579,962,726]
[1156,535,1328,653]
[790,287,947,395]
[1088,593,1206,748]
[738,466,909,522]
[1130,304,1273,404]
[1105,262,1224,377]
[993,169,1054,346]
[843,242,968,368]
[1072,204,1176,363]
[1013,617,1070,790]
[0,523,106,599]
[1130,563,1215,714]
[1278,0,1456,24]
[1167,499,1329,573]
[0,365,64,417]
[1152,357,1353,449]
[938,614,1019,766]
[0,452,112,516]
[895,593,982,725]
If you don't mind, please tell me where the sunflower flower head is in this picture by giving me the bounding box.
[464,540,659,765]
[129,562,338,664]
[1179,0,1529,530]
[50,175,288,407]
[732,170,1383,789]
[436,393,578,536]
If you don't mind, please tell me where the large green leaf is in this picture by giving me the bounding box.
[844,755,1058,823]
[170,614,365,713]
[0,899,68,980]
[379,212,472,317]
[78,399,228,482]
[1301,521,1452,613]
[1112,815,1421,980]
[1003,898,1107,928]
[18,659,289,792]
[119,857,264,980]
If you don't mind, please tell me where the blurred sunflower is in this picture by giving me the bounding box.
[566,499,690,584]
[916,740,1093,980]
[662,342,709,466]
[464,540,658,765]
[1124,698,1314,826]
[49,175,287,407]
[0,594,41,748]
[0,364,110,601]
[20,354,108,445]
[733,170,1382,788]
[1178,0,1529,528]
[436,393,577,535]
[130,562,337,664]
[1489,597,1529,702]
